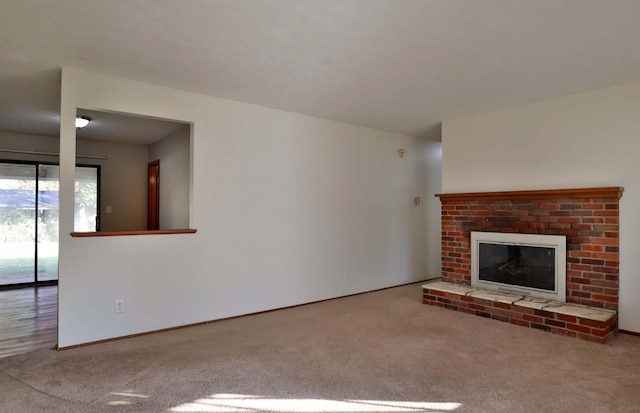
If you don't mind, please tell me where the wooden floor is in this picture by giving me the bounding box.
[0,285,57,359]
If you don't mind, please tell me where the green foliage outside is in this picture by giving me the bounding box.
[0,210,58,243]
[76,181,97,210]
[0,255,58,284]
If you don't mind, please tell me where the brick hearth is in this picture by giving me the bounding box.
[423,281,617,343]
[426,187,623,343]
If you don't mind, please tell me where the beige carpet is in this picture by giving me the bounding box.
[1,282,639,412]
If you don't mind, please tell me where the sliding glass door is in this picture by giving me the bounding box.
[0,161,99,287]
[0,163,37,285]
[74,166,99,232]
[37,164,60,282]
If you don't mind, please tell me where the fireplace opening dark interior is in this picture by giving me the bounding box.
[478,243,556,292]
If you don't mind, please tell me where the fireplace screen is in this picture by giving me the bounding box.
[478,243,555,291]
[470,231,566,301]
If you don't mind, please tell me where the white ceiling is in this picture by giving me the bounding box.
[1,0,640,142]
[76,109,187,145]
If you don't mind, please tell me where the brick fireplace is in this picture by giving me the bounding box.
[423,187,623,343]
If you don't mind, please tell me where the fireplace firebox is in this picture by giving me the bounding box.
[471,232,566,302]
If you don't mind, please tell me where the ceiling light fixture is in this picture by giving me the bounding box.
[75,116,91,128]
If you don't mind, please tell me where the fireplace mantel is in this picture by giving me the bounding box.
[436,187,623,202]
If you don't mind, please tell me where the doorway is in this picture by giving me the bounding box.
[0,161,99,288]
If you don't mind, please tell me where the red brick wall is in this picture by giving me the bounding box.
[440,192,620,311]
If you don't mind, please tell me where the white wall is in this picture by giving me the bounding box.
[0,132,60,163]
[76,139,148,231]
[442,80,640,333]
[419,139,442,279]
[148,125,190,229]
[58,69,437,347]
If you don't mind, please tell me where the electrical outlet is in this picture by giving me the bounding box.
[344,271,348,279]
[114,299,125,314]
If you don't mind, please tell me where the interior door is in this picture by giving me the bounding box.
[147,160,159,230]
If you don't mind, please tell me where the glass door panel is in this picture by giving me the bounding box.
[37,165,59,282]
[0,163,37,285]
[74,166,99,232]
